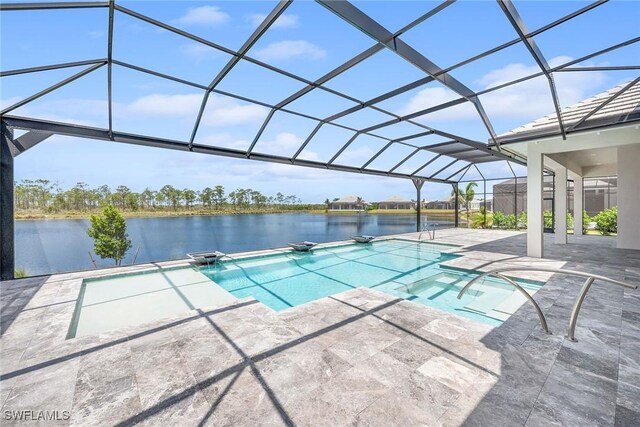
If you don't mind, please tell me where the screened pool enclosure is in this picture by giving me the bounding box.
[1,0,639,278]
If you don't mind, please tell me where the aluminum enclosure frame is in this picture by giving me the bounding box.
[2,0,636,179]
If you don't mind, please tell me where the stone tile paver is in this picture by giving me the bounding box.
[1,229,638,426]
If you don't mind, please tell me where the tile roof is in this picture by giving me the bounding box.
[380,196,411,202]
[496,80,640,143]
[333,196,365,203]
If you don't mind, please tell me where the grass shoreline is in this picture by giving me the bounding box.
[15,209,319,220]
[15,208,458,220]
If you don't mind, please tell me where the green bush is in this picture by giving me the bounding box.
[492,211,506,228]
[543,209,553,229]
[492,211,516,229]
[517,211,527,229]
[471,206,488,229]
[582,210,590,234]
[567,212,574,230]
[593,207,617,235]
[15,268,28,278]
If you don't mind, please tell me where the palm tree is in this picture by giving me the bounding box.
[451,182,477,227]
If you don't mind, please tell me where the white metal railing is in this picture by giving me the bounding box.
[457,267,637,341]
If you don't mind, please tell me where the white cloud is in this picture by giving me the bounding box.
[127,94,202,116]
[176,6,230,26]
[397,86,473,119]
[479,58,606,120]
[201,95,269,126]
[1,96,22,110]
[197,133,250,150]
[5,97,107,127]
[399,56,607,123]
[335,146,375,165]
[181,43,221,62]
[39,99,108,117]
[254,132,303,156]
[253,40,326,62]
[124,93,268,127]
[248,13,298,29]
[227,161,330,181]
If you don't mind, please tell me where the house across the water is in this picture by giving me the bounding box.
[328,196,367,211]
[377,196,415,210]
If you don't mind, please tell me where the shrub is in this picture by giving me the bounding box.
[492,211,506,228]
[517,211,527,229]
[491,211,516,229]
[567,212,574,230]
[582,210,590,234]
[471,207,487,229]
[543,209,553,229]
[593,207,617,235]
[15,268,28,278]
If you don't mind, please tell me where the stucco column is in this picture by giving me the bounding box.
[527,147,544,257]
[555,166,567,244]
[574,176,583,236]
[618,144,640,250]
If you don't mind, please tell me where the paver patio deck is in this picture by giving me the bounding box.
[1,229,638,426]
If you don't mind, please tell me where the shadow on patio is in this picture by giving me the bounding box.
[1,233,639,426]
[0,275,50,336]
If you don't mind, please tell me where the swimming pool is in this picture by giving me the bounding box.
[68,266,237,338]
[201,239,543,326]
[69,239,543,338]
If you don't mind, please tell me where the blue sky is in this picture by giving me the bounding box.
[1,0,638,202]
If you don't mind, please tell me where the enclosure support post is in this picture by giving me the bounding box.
[483,179,487,228]
[453,183,459,228]
[514,177,518,229]
[1,121,15,280]
[412,178,425,232]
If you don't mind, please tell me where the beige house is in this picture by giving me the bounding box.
[328,196,367,211]
[426,200,454,209]
[377,196,415,210]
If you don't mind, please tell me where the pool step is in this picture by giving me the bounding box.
[464,290,529,321]
[483,309,511,321]
[464,292,499,314]
[398,273,468,296]
[492,292,528,315]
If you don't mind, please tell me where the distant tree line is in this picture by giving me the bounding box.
[14,179,314,213]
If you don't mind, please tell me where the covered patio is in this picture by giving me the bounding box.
[497,82,640,256]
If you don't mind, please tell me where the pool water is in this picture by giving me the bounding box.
[202,239,543,326]
[68,267,237,338]
[70,239,544,338]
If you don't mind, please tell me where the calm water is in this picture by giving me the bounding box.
[16,213,452,276]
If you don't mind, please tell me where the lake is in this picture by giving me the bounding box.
[16,213,452,276]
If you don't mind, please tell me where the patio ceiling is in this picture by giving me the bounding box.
[1,0,639,184]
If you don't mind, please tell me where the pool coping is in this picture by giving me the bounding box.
[4,231,558,348]
[64,237,541,340]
